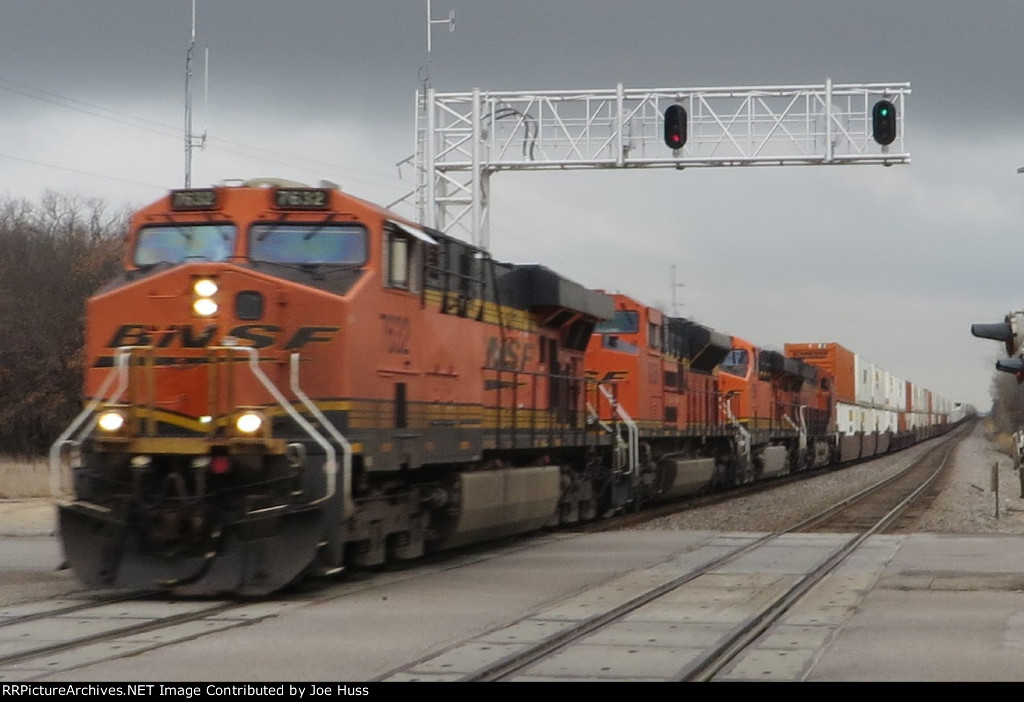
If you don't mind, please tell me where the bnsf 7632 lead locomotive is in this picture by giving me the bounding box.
[51,180,959,595]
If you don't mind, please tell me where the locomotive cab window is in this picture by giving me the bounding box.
[595,310,639,334]
[249,223,367,265]
[648,321,662,350]
[384,221,437,292]
[720,349,749,378]
[134,224,237,265]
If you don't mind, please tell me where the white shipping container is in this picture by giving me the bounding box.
[887,374,904,412]
[855,355,874,407]
[863,407,879,434]
[836,402,860,434]
[911,383,928,413]
[906,411,919,431]
[873,367,887,409]
[877,408,891,433]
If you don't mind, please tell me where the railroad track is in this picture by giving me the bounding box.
[375,425,969,682]
[0,427,967,682]
[794,425,966,534]
[0,591,292,681]
[0,536,556,681]
[576,426,968,534]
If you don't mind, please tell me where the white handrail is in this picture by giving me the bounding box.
[48,346,138,499]
[289,353,353,515]
[220,344,338,506]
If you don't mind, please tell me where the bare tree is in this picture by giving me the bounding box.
[0,192,128,453]
[988,371,1024,433]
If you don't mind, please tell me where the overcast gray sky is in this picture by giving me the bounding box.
[1,1,1021,410]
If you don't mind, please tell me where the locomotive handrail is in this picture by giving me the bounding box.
[584,402,616,435]
[216,343,339,507]
[48,346,139,500]
[596,383,638,478]
[289,352,353,516]
[796,405,809,452]
[783,408,808,452]
[721,391,752,466]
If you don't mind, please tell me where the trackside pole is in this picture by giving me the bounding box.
[991,461,1000,519]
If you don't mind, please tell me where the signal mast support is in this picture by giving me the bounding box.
[408,81,910,249]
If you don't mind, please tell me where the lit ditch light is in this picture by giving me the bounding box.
[234,411,265,436]
[96,409,126,433]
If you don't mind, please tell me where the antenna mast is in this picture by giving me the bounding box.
[422,0,455,89]
[184,0,207,187]
[409,1,455,222]
[671,266,685,317]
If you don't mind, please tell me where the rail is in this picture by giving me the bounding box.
[389,427,966,682]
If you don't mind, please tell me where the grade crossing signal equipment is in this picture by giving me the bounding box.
[972,311,1024,380]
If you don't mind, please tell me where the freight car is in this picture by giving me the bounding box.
[50,180,961,595]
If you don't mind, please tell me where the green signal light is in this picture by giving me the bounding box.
[872,99,897,146]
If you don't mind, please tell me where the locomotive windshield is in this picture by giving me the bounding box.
[720,349,749,377]
[133,224,237,265]
[249,224,367,265]
[594,310,639,334]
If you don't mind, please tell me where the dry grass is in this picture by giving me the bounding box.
[981,416,1015,457]
[0,456,49,498]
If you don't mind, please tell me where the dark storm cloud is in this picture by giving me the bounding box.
[3,2,1022,129]
[0,1,1020,410]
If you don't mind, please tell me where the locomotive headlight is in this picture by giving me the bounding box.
[192,278,219,317]
[235,411,264,435]
[97,410,126,433]
[193,297,219,316]
[193,278,218,297]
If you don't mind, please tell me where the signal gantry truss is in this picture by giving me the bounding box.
[394,80,910,249]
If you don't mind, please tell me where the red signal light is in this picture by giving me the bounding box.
[663,104,687,150]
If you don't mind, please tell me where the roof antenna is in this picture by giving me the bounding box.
[184,0,209,188]
[671,265,685,317]
[420,0,455,90]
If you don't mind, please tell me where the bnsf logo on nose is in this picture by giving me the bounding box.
[106,324,340,350]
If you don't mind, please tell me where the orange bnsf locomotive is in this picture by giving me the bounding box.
[50,180,958,595]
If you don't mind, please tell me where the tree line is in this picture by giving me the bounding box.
[0,192,128,454]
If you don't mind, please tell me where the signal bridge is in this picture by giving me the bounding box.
[392,80,909,250]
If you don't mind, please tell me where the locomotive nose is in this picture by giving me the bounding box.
[971,322,1013,342]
